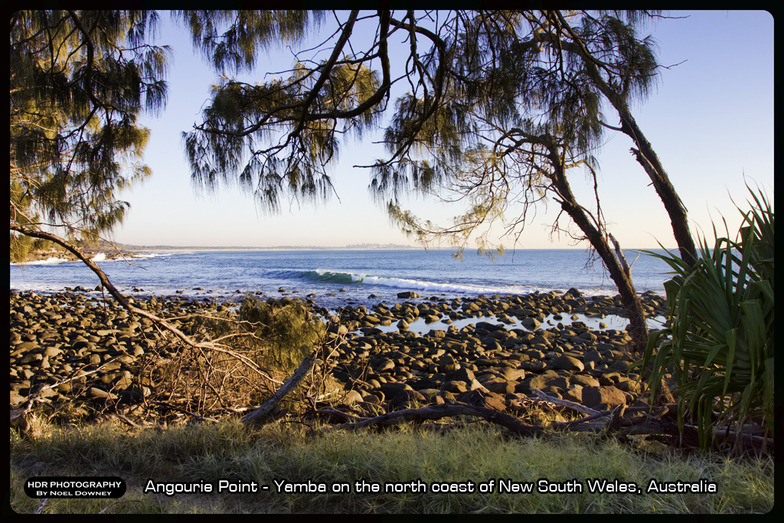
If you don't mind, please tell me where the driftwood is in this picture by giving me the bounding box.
[532,388,601,416]
[323,403,544,437]
[314,389,772,455]
[241,355,316,424]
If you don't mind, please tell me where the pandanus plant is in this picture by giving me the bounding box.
[642,185,773,451]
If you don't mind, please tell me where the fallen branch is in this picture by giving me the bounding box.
[532,389,601,416]
[316,406,366,423]
[10,224,280,384]
[242,355,316,424]
[323,403,544,437]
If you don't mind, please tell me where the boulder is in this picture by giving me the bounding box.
[457,389,507,411]
[499,367,526,381]
[482,377,516,395]
[569,374,600,388]
[438,354,458,373]
[448,367,476,383]
[379,381,412,399]
[582,385,627,409]
[551,355,585,372]
[441,380,469,394]
[522,317,541,330]
[388,389,426,410]
[342,390,364,405]
[561,385,583,403]
[397,291,420,299]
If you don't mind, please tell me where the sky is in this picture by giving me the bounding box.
[112,10,774,250]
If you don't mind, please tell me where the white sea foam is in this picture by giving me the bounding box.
[11,256,71,266]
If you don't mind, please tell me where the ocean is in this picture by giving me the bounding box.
[10,248,671,311]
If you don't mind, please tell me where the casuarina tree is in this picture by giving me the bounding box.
[10,10,169,253]
[182,10,697,353]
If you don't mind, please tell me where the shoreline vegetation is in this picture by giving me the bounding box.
[9,289,774,514]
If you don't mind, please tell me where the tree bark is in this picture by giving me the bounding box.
[548,167,649,354]
[556,25,699,267]
[615,104,698,266]
[241,355,316,424]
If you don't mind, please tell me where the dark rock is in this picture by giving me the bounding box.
[438,354,458,373]
[457,389,506,411]
[551,355,585,372]
[397,291,420,299]
[388,389,426,410]
[379,381,412,399]
[569,374,601,388]
[582,385,627,409]
[599,372,622,386]
[448,367,476,383]
[522,317,541,330]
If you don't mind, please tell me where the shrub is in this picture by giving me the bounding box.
[641,186,773,451]
[236,296,326,373]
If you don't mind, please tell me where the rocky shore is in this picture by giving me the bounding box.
[10,289,669,423]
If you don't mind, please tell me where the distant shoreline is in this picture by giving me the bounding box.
[12,244,668,264]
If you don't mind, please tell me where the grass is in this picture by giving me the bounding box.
[9,415,774,514]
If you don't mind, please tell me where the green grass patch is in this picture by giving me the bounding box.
[9,416,774,514]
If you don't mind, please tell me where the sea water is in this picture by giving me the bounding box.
[10,248,671,312]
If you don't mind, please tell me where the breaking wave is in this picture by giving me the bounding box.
[294,269,531,295]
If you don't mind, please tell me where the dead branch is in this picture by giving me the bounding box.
[242,355,316,424]
[323,403,544,437]
[10,224,281,385]
[532,388,601,416]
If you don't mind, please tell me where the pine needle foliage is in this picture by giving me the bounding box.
[10,10,169,251]
[180,10,669,250]
[180,9,679,353]
[642,186,774,451]
[179,10,663,246]
[236,297,326,373]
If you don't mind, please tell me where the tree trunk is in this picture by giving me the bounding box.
[615,104,698,266]
[560,32,699,267]
[548,170,649,354]
[241,355,316,424]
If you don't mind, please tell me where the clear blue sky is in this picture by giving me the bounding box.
[113,10,773,249]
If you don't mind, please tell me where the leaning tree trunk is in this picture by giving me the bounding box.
[614,104,698,267]
[548,169,649,354]
[559,30,699,268]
